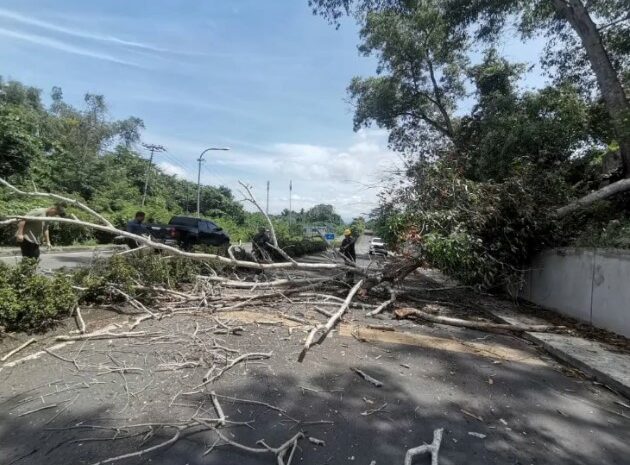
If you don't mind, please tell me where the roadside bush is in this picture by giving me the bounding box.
[74,253,206,302]
[0,260,77,332]
[279,237,328,257]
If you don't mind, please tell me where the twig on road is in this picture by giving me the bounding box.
[1,338,36,362]
[404,428,444,465]
[351,368,383,388]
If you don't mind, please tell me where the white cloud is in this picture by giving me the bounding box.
[158,162,186,178]
[0,27,142,67]
[0,7,172,54]
[142,129,400,220]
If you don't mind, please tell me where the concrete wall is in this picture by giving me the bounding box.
[520,248,630,338]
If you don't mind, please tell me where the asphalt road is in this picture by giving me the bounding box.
[1,236,629,464]
[0,249,116,270]
[0,235,366,271]
[2,296,629,465]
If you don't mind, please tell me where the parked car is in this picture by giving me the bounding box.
[369,237,387,256]
[144,216,230,250]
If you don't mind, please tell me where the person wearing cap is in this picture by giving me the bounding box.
[339,229,356,263]
[15,202,67,260]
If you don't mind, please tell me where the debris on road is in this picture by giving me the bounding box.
[351,367,384,388]
[404,428,444,465]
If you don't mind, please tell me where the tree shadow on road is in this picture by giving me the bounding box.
[1,319,629,465]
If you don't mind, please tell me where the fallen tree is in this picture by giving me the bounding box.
[555,178,630,218]
[394,307,563,334]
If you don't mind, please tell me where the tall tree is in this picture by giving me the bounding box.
[349,1,467,152]
[311,0,630,175]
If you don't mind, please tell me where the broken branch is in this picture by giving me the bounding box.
[404,428,444,465]
[394,307,562,333]
[298,279,364,362]
[1,338,36,362]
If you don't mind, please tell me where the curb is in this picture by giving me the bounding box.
[489,311,630,400]
[527,334,630,399]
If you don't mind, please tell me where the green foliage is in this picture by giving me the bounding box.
[0,77,247,247]
[574,216,630,249]
[0,83,45,178]
[0,260,77,331]
[74,254,206,302]
[375,162,568,287]
[279,237,329,257]
[349,1,466,150]
[322,0,630,288]
[349,216,366,236]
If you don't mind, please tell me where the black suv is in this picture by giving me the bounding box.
[145,216,230,250]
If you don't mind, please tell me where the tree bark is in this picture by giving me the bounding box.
[556,178,630,217]
[551,0,630,176]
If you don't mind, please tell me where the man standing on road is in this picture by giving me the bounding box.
[339,228,357,285]
[126,211,148,249]
[15,203,67,260]
[339,229,356,263]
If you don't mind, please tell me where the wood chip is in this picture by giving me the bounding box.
[468,432,486,439]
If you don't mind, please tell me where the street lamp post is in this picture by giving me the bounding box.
[197,147,230,217]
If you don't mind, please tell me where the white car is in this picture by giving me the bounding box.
[369,237,387,256]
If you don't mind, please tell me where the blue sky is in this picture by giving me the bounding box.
[0,1,546,220]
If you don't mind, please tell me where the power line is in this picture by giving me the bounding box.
[141,143,166,207]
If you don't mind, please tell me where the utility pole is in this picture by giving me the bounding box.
[197,146,230,217]
[266,181,270,215]
[141,143,166,207]
[289,180,292,226]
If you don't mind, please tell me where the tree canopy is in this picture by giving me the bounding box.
[311,0,630,287]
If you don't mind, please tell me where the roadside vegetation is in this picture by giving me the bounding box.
[311,0,630,288]
[0,77,366,250]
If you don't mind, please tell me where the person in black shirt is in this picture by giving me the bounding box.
[125,211,148,249]
[339,229,356,263]
[252,227,272,262]
[339,229,357,285]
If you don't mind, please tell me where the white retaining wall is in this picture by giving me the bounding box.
[519,248,630,338]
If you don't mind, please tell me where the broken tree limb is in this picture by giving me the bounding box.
[55,331,153,341]
[89,425,184,465]
[201,276,330,289]
[0,177,113,227]
[74,306,86,334]
[266,242,298,265]
[404,428,444,465]
[366,285,397,317]
[238,181,278,247]
[298,279,364,362]
[210,391,226,426]
[1,215,358,274]
[1,338,36,362]
[556,178,630,218]
[394,307,563,333]
[196,352,272,386]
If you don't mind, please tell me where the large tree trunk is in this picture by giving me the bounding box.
[556,178,630,217]
[551,0,630,176]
